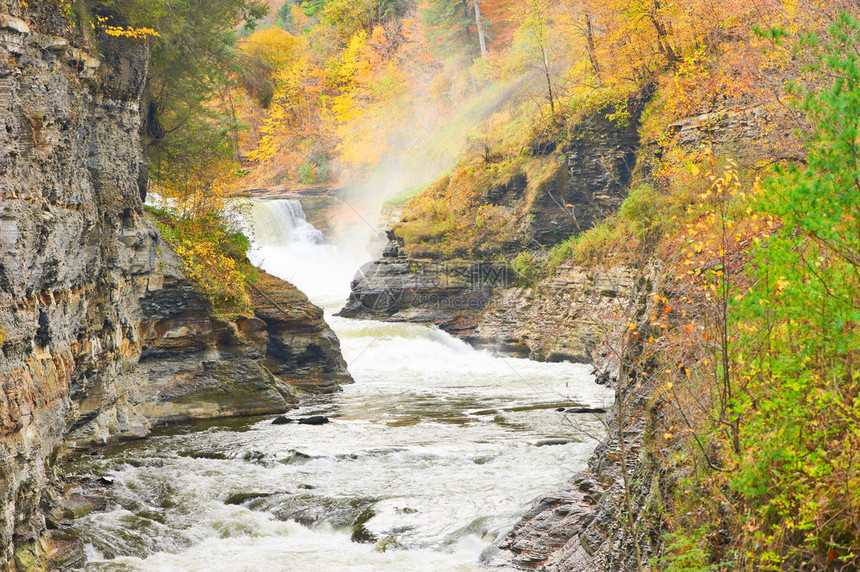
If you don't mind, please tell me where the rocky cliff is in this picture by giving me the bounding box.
[0,4,350,569]
[338,233,514,334]
[527,109,641,246]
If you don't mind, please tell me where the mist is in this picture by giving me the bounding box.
[330,72,536,262]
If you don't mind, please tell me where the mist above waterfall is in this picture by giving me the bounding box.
[317,74,535,260]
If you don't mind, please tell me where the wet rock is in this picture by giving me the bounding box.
[536,439,574,447]
[178,450,228,460]
[338,248,513,336]
[225,492,276,506]
[576,479,596,493]
[61,504,92,520]
[272,416,294,424]
[297,415,329,425]
[260,494,376,530]
[280,450,314,465]
[243,451,266,463]
[252,271,352,394]
[375,535,400,552]
[564,407,607,414]
[351,508,377,544]
[47,535,86,570]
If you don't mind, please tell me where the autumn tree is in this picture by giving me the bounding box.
[518,0,556,112]
[422,0,477,58]
[470,0,487,57]
[480,0,519,51]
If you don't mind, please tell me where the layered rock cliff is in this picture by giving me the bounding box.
[338,234,514,334]
[527,109,641,246]
[0,4,350,569]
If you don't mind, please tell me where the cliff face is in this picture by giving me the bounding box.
[470,265,655,363]
[527,111,641,246]
[0,4,350,569]
[342,99,647,335]
[338,234,514,333]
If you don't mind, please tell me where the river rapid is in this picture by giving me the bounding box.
[68,199,613,571]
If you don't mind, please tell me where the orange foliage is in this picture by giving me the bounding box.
[482,0,520,50]
[230,0,859,190]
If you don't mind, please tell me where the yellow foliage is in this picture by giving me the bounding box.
[234,0,852,191]
[174,240,249,308]
[242,27,301,69]
[152,158,236,220]
[95,16,159,40]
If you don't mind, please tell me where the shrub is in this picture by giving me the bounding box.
[724,15,860,568]
[148,207,253,313]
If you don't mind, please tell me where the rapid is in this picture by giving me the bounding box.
[69,198,613,571]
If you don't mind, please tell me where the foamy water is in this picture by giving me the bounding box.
[70,199,612,571]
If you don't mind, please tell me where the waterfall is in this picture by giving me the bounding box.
[241,198,369,309]
[71,195,615,571]
[245,200,324,248]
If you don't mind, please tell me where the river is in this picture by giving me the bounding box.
[68,199,613,571]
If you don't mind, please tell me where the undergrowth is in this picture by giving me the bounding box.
[146,205,257,315]
[645,17,860,570]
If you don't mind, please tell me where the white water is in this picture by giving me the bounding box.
[72,199,613,571]
[242,199,368,306]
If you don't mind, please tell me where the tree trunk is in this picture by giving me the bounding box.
[650,0,678,65]
[584,13,602,82]
[542,46,555,113]
[472,0,487,57]
[218,84,241,163]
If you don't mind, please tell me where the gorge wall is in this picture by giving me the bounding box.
[0,4,350,569]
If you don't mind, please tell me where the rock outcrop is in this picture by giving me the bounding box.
[340,232,657,368]
[338,233,513,334]
[0,4,350,569]
[249,271,351,394]
[468,265,651,363]
[528,111,641,246]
